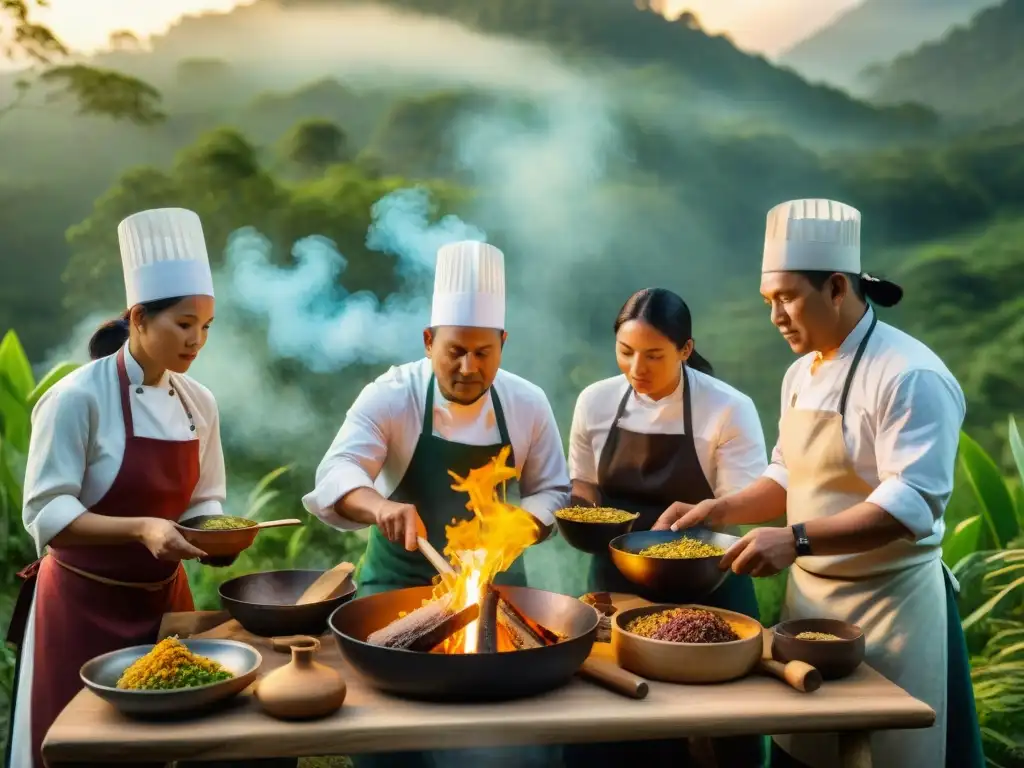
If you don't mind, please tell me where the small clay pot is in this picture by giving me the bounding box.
[255,636,346,720]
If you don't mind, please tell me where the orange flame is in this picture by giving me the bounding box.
[431,445,540,653]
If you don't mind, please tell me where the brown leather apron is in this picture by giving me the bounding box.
[6,348,200,768]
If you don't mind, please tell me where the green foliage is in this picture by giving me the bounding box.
[279,118,351,174]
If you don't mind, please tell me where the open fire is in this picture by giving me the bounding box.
[366,446,564,654]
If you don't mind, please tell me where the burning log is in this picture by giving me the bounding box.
[367,595,481,652]
[496,595,562,650]
[475,585,500,653]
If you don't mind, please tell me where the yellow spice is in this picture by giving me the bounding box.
[556,506,637,524]
[795,631,841,641]
[638,537,724,559]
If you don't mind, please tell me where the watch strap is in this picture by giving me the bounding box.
[791,522,812,557]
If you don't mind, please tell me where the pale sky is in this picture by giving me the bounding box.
[31,0,860,59]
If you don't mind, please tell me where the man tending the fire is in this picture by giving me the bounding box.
[303,238,570,767]
[657,198,985,768]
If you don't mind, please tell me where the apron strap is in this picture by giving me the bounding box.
[681,366,694,437]
[838,312,878,418]
[115,347,136,438]
[422,375,514,451]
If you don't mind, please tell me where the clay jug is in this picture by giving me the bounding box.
[255,637,346,720]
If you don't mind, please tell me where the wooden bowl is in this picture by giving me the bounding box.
[176,515,259,558]
[554,509,639,554]
[612,603,763,684]
[772,618,865,680]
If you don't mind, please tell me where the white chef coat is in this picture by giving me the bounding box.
[569,366,768,497]
[302,357,570,528]
[763,308,965,544]
[11,342,226,768]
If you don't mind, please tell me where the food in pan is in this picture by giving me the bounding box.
[795,631,842,641]
[637,536,725,559]
[116,636,234,690]
[626,607,740,644]
[556,506,638,524]
[193,515,257,531]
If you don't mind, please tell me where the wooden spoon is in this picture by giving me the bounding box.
[294,561,356,605]
[252,518,304,530]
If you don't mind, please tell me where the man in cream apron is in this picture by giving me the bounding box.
[656,199,984,768]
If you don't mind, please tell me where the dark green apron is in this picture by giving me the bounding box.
[564,367,763,768]
[354,374,527,597]
[769,567,985,768]
[352,375,540,768]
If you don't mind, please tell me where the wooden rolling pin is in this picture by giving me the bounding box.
[579,656,649,699]
[757,657,821,693]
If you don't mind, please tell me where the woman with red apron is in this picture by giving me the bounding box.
[563,288,769,768]
[4,208,229,768]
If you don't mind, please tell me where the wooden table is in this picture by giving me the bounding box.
[43,610,934,768]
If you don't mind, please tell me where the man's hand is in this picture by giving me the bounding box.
[719,527,797,577]
[653,499,717,531]
[374,500,427,551]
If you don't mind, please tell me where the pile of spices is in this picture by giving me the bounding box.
[796,631,841,641]
[194,515,257,531]
[638,537,724,559]
[627,608,739,644]
[117,636,234,690]
[556,506,637,524]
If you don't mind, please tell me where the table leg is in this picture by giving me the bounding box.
[838,732,872,768]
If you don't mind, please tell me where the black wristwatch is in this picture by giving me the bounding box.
[791,523,812,557]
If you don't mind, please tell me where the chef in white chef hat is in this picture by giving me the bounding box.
[658,198,984,768]
[11,207,230,768]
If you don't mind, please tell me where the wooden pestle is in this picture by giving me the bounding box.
[757,658,821,693]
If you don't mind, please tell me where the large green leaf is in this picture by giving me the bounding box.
[0,375,29,453]
[0,331,35,401]
[943,514,982,569]
[245,465,292,513]
[26,362,78,409]
[963,574,1024,631]
[1010,415,1024,487]
[959,431,1020,549]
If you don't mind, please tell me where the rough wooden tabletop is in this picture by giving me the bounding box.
[42,607,934,764]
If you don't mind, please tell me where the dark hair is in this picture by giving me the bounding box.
[614,288,714,376]
[797,271,903,308]
[88,297,186,360]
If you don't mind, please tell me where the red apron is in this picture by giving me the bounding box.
[7,347,200,768]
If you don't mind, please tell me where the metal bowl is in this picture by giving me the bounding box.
[329,585,599,701]
[80,639,262,717]
[608,528,740,602]
[554,510,639,554]
[219,569,357,637]
[177,515,260,558]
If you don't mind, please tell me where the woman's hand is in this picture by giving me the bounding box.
[138,518,207,561]
[653,499,718,531]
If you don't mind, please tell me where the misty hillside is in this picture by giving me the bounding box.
[866,0,1024,125]
[779,0,998,94]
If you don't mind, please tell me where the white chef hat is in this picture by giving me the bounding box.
[430,241,506,330]
[118,208,215,307]
[762,198,861,274]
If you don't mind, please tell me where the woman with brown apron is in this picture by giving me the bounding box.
[661,198,984,768]
[5,208,232,768]
[562,288,769,768]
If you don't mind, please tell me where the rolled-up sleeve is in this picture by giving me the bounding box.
[180,398,227,523]
[301,381,393,531]
[519,396,571,526]
[22,388,91,555]
[763,377,791,490]
[567,390,598,485]
[866,369,965,541]
[714,396,769,497]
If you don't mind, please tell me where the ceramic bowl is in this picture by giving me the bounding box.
[612,603,763,684]
[177,515,260,557]
[772,618,865,680]
[80,638,261,717]
[554,509,639,554]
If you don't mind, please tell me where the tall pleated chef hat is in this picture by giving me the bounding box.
[762,198,861,274]
[118,208,215,307]
[430,241,506,330]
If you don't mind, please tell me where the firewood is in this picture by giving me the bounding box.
[475,585,500,653]
[495,596,561,650]
[411,602,480,652]
[366,593,454,649]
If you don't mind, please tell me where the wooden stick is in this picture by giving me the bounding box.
[367,593,454,648]
[416,537,455,575]
[476,585,500,653]
[498,595,560,645]
[409,602,481,652]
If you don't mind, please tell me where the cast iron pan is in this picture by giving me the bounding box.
[608,528,740,603]
[219,569,356,637]
[329,585,599,701]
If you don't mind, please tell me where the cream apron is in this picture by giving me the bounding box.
[772,315,948,768]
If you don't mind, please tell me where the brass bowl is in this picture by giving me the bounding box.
[80,639,262,717]
[772,618,865,680]
[612,604,763,684]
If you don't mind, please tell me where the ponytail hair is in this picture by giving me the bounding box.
[799,271,903,308]
[87,297,187,360]
[614,287,715,377]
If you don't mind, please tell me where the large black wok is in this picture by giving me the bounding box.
[329,585,599,701]
[609,528,740,603]
[219,569,356,637]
